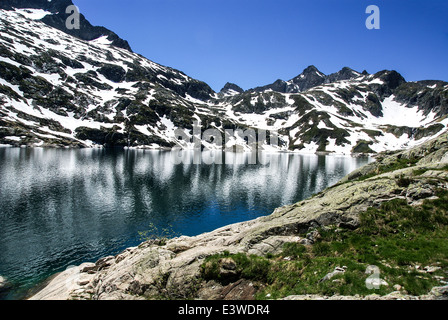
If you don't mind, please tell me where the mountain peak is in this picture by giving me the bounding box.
[373,70,406,87]
[0,0,132,51]
[302,65,322,74]
[340,66,356,73]
[250,65,371,94]
[325,67,362,84]
[221,82,244,93]
[287,65,326,91]
[219,82,244,96]
[0,0,74,13]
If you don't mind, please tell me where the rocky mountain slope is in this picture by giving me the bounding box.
[0,0,132,51]
[0,4,219,149]
[218,69,448,154]
[0,1,447,154]
[29,130,448,300]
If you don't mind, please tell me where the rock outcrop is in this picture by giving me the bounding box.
[0,276,12,299]
[30,131,448,300]
[0,276,7,290]
[283,285,448,300]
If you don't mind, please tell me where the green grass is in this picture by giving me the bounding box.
[200,190,448,299]
[356,156,420,182]
[201,251,271,284]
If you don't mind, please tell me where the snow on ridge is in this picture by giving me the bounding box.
[1,10,167,77]
[14,8,52,20]
[221,89,240,97]
[90,35,113,46]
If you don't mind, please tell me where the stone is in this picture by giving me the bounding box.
[424,266,442,273]
[219,279,257,300]
[220,258,237,271]
[406,186,434,201]
[366,277,389,288]
[393,284,402,291]
[76,273,93,286]
[320,267,346,283]
[429,285,448,298]
[247,236,302,256]
[80,263,96,274]
[94,256,115,271]
[299,239,313,245]
[218,257,238,280]
[0,276,7,289]
[306,230,321,243]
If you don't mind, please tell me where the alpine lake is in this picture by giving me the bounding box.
[0,147,372,299]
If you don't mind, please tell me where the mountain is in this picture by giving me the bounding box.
[219,82,244,97]
[0,2,447,154]
[326,66,363,84]
[250,65,362,94]
[0,0,132,51]
[0,5,218,148]
[217,67,448,154]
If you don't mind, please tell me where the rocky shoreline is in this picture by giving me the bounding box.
[29,131,448,300]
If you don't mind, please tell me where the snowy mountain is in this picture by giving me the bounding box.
[220,69,447,154]
[0,0,132,51]
[250,66,364,94]
[0,5,219,149]
[0,2,447,154]
[219,82,244,97]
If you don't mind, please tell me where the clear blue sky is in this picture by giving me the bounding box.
[72,0,448,91]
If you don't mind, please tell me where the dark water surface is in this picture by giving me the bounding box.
[0,147,372,299]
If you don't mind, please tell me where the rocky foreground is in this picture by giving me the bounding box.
[29,131,448,300]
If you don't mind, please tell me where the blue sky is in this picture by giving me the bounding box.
[72,0,448,91]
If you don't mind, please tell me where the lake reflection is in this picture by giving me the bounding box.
[0,147,372,299]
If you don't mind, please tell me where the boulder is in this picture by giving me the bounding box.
[218,258,238,279]
[319,266,347,282]
[0,276,7,289]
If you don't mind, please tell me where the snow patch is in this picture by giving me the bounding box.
[90,35,113,46]
[376,96,436,127]
[14,9,52,20]
[4,136,21,141]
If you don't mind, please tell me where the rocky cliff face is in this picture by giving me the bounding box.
[29,130,448,300]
